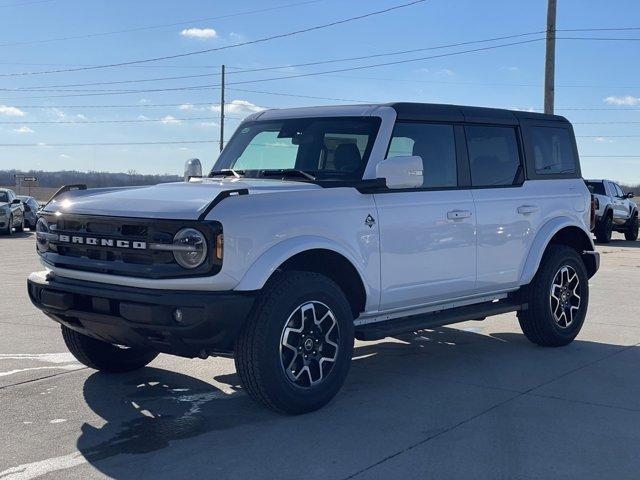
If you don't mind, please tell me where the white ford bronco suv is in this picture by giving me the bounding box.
[28,103,599,414]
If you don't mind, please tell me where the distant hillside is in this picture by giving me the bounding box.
[0,170,181,189]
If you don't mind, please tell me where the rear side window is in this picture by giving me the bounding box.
[585,181,606,196]
[387,122,457,188]
[530,126,576,175]
[465,126,522,187]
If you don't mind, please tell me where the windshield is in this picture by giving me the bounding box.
[212,117,381,181]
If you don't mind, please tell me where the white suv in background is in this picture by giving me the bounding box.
[29,103,599,414]
[585,179,638,242]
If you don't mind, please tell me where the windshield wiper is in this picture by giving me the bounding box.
[259,169,317,181]
[208,169,243,178]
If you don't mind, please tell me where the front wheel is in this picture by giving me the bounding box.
[518,245,589,347]
[3,214,13,236]
[15,216,24,233]
[625,215,638,241]
[61,325,158,373]
[235,271,354,414]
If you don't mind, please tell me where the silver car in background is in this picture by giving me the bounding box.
[0,188,25,235]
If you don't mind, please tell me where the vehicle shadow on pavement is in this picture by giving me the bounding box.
[605,239,640,249]
[74,327,639,479]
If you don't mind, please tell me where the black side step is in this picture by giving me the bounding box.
[355,299,524,341]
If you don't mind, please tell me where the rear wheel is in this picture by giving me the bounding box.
[235,271,354,414]
[518,245,589,347]
[624,215,638,241]
[15,216,24,233]
[595,213,612,243]
[61,325,158,373]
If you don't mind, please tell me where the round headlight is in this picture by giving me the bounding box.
[35,217,50,253]
[172,228,207,269]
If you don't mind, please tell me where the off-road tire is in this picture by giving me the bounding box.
[595,213,612,243]
[624,214,638,241]
[61,325,158,373]
[235,271,354,414]
[518,245,589,347]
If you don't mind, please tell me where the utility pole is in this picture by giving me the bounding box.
[544,0,557,114]
[219,64,225,152]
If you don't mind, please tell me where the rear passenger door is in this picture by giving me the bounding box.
[375,122,477,310]
[465,124,534,292]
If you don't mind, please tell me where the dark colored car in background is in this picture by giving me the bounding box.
[17,196,39,230]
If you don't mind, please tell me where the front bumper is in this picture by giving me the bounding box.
[27,271,255,357]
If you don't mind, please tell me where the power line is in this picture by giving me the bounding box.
[0,140,219,147]
[0,0,54,7]
[0,37,547,99]
[0,0,428,77]
[0,115,247,124]
[0,0,325,47]
[0,31,546,91]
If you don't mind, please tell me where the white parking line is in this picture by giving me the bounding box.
[0,353,81,378]
[0,452,87,480]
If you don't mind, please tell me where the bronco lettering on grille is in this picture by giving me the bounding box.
[57,234,147,250]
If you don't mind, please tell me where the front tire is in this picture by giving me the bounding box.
[3,214,13,236]
[235,271,354,414]
[61,325,158,373]
[15,216,24,233]
[518,245,589,347]
[625,215,638,241]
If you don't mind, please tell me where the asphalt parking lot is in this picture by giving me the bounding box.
[1,231,639,480]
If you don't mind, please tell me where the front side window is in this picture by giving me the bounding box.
[614,183,625,198]
[214,117,381,181]
[0,191,8,203]
[387,123,457,188]
[530,126,576,175]
[466,126,522,187]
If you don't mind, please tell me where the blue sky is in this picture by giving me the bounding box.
[0,0,639,182]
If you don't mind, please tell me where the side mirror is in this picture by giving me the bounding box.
[376,155,423,189]
[184,158,203,181]
[11,199,21,205]
[626,192,635,199]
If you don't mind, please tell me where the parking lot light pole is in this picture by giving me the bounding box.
[544,0,557,115]
[220,64,225,153]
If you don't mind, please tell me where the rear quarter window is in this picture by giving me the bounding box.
[523,123,580,179]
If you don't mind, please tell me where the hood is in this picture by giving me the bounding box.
[42,178,321,220]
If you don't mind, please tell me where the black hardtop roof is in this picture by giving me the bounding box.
[386,102,569,125]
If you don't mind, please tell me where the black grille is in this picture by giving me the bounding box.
[39,213,221,279]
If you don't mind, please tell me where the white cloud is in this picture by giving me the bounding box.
[138,98,150,104]
[436,68,455,76]
[59,154,71,159]
[0,105,25,117]
[200,121,219,128]
[138,114,149,120]
[181,28,217,39]
[161,115,182,125]
[210,99,265,115]
[13,126,34,133]
[502,66,520,72]
[76,114,87,120]
[604,95,640,106]
[594,136,614,143]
